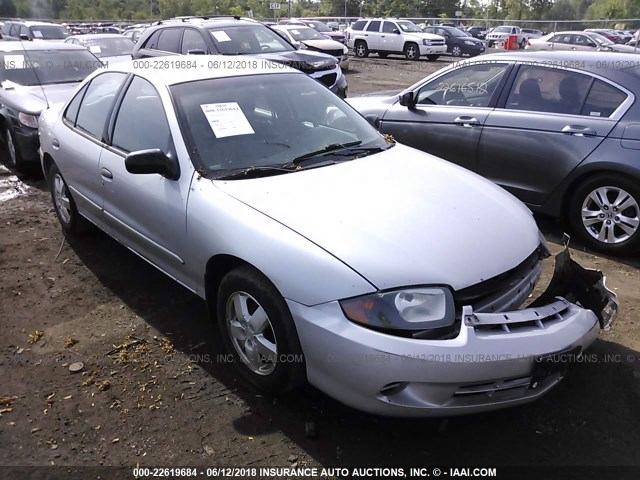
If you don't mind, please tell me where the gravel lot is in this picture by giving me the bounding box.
[1,56,639,477]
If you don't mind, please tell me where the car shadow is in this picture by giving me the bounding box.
[64,227,640,469]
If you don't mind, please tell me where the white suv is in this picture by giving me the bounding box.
[346,18,446,61]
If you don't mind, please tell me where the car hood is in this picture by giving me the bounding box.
[607,44,640,53]
[404,32,445,41]
[301,39,346,51]
[0,82,80,115]
[215,144,539,292]
[258,49,338,70]
[99,54,133,65]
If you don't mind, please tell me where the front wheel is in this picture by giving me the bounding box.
[404,42,420,60]
[4,125,19,169]
[49,163,89,235]
[217,266,306,394]
[426,54,440,61]
[451,46,462,57]
[568,174,640,254]
[354,40,369,58]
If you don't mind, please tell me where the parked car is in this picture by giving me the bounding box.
[0,42,100,171]
[346,18,447,61]
[1,21,71,42]
[521,28,544,43]
[132,17,347,98]
[465,26,487,39]
[39,56,617,417]
[123,27,146,44]
[486,25,525,48]
[271,25,349,70]
[64,34,135,64]
[584,29,623,44]
[526,31,640,53]
[421,25,485,57]
[614,30,633,43]
[297,20,346,44]
[348,51,640,254]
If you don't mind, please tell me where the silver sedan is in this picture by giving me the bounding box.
[38,57,617,417]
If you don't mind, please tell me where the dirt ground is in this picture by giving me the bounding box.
[1,56,640,477]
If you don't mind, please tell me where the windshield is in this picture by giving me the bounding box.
[81,37,134,57]
[0,49,99,86]
[589,32,614,46]
[449,28,469,37]
[286,27,324,41]
[171,73,388,176]
[207,25,294,54]
[494,27,511,33]
[308,21,331,32]
[32,25,70,39]
[397,21,422,33]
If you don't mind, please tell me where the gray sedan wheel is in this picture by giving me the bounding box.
[48,163,89,235]
[569,174,640,253]
[217,266,305,393]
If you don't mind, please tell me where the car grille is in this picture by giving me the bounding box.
[453,247,543,315]
[326,49,345,58]
[317,73,337,88]
[425,40,445,46]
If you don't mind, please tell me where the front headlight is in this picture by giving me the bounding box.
[18,112,39,129]
[464,40,476,46]
[340,287,455,332]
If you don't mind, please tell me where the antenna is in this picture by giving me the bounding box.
[18,34,50,110]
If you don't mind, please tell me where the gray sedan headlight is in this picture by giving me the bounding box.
[464,40,476,46]
[340,287,455,332]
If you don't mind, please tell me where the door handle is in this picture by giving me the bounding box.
[51,138,60,150]
[100,167,113,179]
[562,125,596,136]
[381,35,386,38]
[454,116,480,127]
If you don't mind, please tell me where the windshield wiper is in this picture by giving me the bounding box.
[291,141,392,164]
[215,164,296,180]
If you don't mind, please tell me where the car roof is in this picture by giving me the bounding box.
[8,20,63,27]
[275,25,313,30]
[102,55,299,86]
[67,33,127,40]
[154,16,258,28]
[0,41,87,52]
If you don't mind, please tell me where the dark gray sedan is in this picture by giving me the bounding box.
[348,51,640,255]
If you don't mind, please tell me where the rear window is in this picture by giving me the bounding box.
[31,25,70,39]
[582,80,627,117]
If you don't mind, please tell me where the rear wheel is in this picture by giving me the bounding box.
[217,266,306,393]
[354,40,369,58]
[404,42,420,60]
[4,125,19,169]
[568,173,640,254]
[519,38,526,49]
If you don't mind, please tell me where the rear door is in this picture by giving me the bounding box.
[364,20,382,50]
[379,62,512,171]
[477,64,627,205]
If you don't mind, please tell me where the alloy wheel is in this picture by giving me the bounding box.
[226,291,278,375]
[53,173,72,224]
[581,186,639,244]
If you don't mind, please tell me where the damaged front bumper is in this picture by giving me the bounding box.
[288,248,618,417]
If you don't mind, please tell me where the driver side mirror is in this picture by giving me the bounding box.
[392,29,400,34]
[399,91,417,110]
[125,149,180,181]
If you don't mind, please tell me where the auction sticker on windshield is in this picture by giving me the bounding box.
[211,31,231,42]
[200,102,255,138]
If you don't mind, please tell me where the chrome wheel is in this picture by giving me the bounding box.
[5,127,17,167]
[226,291,277,376]
[451,46,462,57]
[354,42,367,57]
[53,173,72,225]
[581,186,639,244]
[404,44,418,60]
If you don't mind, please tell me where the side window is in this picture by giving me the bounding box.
[157,28,182,53]
[582,80,627,117]
[366,21,381,32]
[506,66,592,115]
[351,20,366,31]
[142,30,162,50]
[181,29,207,54]
[111,76,171,153]
[2,23,10,35]
[416,63,509,107]
[382,22,396,33]
[75,72,127,140]
[63,84,88,125]
[20,26,30,38]
[9,23,20,37]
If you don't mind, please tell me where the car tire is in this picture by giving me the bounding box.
[426,54,440,61]
[487,40,494,48]
[519,39,526,49]
[568,173,640,254]
[451,46,462,57]
[404,42,420,60]
[48,163,90,235]
[4,125,20,170]
[354,40,369,58]
[217,265,306,394]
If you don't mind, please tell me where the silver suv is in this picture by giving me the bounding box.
[346,18,446,61]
